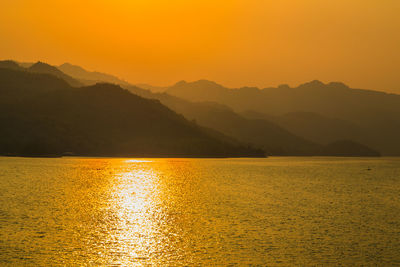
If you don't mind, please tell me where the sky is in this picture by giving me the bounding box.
[1,0,400,92]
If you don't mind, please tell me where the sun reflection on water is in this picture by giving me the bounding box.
[109,163,160,264]
[106,159,192,265]
[124,159,153,163]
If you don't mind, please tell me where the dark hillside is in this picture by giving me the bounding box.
[0,69,264,157]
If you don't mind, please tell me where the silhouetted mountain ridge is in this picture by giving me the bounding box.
[126,85,380,156]
[27,62,83,87]
[0,60,84,88]
[37,61,380,156]
[0,60,24,71]
[165,79,399,155]
[58,63,131,87]
[0,60,383,156]
[242,111,366,146]
[0,68,264,157]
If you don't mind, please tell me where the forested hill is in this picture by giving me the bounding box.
[0,67,265,158]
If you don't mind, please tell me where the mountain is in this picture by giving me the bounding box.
[126,86,379,156]
[1,60,83,87]
[0,60,25,71]
[166,80,400,155]
[0,68,265,158]
[166,80,400,119]
[27,62,83,87]
[0,66,71,95]
[242,111,380,156]
[58,63,131,87]
[167,80,228,102]
[59,63,169,92]
[242,111,366,145]
[53,63,379,156]
[23,61,381,156]
[54,66,321,155]
[47,66,316,155]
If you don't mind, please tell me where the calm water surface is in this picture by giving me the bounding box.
[0,157,400,266]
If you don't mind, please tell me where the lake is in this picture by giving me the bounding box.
[0,157,399,265]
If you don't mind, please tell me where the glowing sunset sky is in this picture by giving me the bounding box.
[1,0,399,92]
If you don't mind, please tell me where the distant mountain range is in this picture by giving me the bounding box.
[29,62,83,87]
[58,63,168,92]
[1,59,390,156]
[0,66,264,157]
[125,85,379,156]
[0,60,82,87]
[0,60,24,71]
[165,80,400,155]
[58,63,131,87]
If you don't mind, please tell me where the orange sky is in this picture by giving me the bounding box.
[1,0,399,92]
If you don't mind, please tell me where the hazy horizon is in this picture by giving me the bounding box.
[3,58,400,95]
[1,0,399,93]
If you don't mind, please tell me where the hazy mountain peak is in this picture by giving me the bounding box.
[31,61,46,66]
[58,62,130,87]
[193,79,223,87]
[327,82,350,89]
[174,80,188,86]
[29,61,60,72]
[0,59,17,64]
[60,62,75,67]
[299,80,325,88]
[0,60,24,71]
[59,62,86,73]
[298,80,350,91]
[28,61,82,87]
[173,79,224,89]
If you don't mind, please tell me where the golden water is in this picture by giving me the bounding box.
[1,157,399,265]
